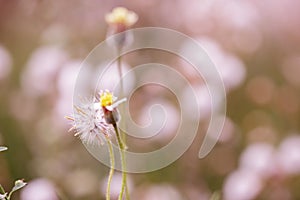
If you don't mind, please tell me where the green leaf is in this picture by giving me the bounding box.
[0,147,8,152]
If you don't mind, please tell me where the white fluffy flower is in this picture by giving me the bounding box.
[66,99,114,146]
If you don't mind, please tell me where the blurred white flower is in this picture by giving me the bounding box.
[54,60,82,120]
[253,0,300,46]
[105,7,138,48]
[223,169,263,200]
[217,0,259,30]
[181,0,262,54]
[0,45,12,80]
[105,7,138,28]
[240,143,276,178]
[142,184,182,200]
[20,178,58,200]
[276,135,300,175]
[197,38,246,91]
[21,45,68,97]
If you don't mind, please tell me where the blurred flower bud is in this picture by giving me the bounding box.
[9,179,27,198]
[105,7,138,49]
[105,7,138,31]
[14,180,26,189]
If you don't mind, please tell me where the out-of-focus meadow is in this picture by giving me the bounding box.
[1,0,300,200]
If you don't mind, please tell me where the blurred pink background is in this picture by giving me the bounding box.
[0,0,300,199]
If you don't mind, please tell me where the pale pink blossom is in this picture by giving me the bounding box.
[197,38,246,91]
[240,143,276,178]
[223,169,263,200]
[20,178,58,200]
[21,46,68,97]
[142,184,182,200]
[276,135,300,175]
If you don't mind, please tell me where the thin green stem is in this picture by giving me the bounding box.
[0,184,5,195]
[7,192,12,200]
[112,123,128,200]
[116,47,130,200]
[117,48,124,97]
[106,138,115,200]
[117,48,127,143]
[125,185,130,200]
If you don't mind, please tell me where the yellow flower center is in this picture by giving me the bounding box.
[100,92,114,107]
[112,7,128,23]
[105,7,138,27]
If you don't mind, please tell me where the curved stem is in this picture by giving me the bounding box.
[113,123,128,200]
[117,48,124,98]
[106,138,115,200]
[116,48,130,200]
[117,48,127,143]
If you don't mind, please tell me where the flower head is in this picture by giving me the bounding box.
[66,98,113,146]
[12,179,27,192]
[105,7,138,28]
[99,90,126,124]
[100,90,126,111]
[105,7,138,49]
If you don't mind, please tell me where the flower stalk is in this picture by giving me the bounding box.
[106,138,115,200]
[112,122,128,200]
[106,6,137,198]
[100,90,129,200]
[116,49,130,200]
[116,48,127,144]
